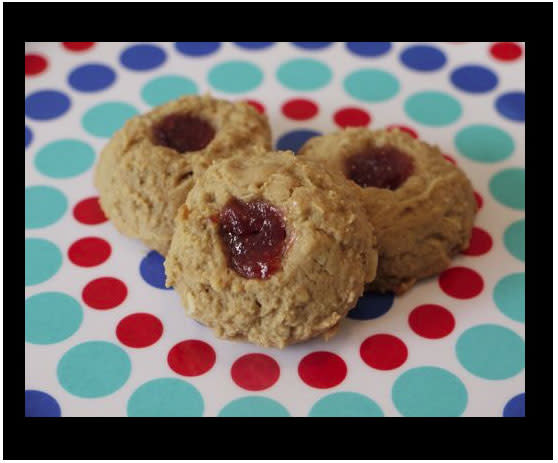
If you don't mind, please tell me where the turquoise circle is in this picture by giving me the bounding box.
[489,168,525,210]
[494,273,525,323]
[456,324,525,380]
[35,139,96,178]
[141,75,198,106]
[277,58,332,91]
[25,186,67,229]
[392,367,467,417]
[309,392,383,417]
[127,378,204,417]
[218,396,289,417]
[344,69,400,103]
[25,238,62,286]
[25,292,83,344]
[208,61,263,93]
[503,219,525,262]
[405,91,462,126]
[455,125,514,163]
[82,102,139,138]
[57,341,131,398]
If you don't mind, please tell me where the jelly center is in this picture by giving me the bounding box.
[345,146,414,190]
[152,114,215,153]
[216,197,287,279]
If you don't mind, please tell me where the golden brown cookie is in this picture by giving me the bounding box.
[164,149,378,348]
[94,94,272,255]
[298,128,477,294]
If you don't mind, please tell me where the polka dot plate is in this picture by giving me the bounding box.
[25,42,525,417]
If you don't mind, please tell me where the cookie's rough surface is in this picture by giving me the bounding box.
[94,95,272,255]
[165,150,378,348]
[298,128,477,294]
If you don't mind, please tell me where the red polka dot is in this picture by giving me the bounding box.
[25,54,47,76]
[387,124,418,139]
[68,237,111,267]
[168,340,216,377]
[82,277,127,310]
[443,154,457,164]
[439,267,484,299]
[360,334,408,370]
[462,227,493,256]
[282,98,319,121]
[62,42,95,52]
[333,107,371,128]
[298,351,347,389]
[73,197,108,225]
[116,313,163,348]
[231,353,280,391]
[490,42,523,61]
[474,191,484,210]
[244,99,265,114]
[409,304,455,339]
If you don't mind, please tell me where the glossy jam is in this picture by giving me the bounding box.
[215,197,287,279]
[152,114,215,153]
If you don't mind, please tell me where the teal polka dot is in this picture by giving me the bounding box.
[489,168,525,210]
[57,341,131,398]
[25,186,67,229]
[208,61,263,94]
[141,75,198,106]
[456,324,525,380]
[309,392,383,417]
[82,102,139,138]
[494,273,525,323]
[277,59,332,91]
[25,292,83,344]
[127,378,204,417]
[405,91,462,126]
[25,238,62,286]
[392,367,467,417]
[344,69,399,102]
[455,125,514,163]
[504,219,525,262]
[35,139,96,178]
[218,396,289,417]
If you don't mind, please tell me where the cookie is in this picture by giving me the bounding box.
[298,128,477,294]
[94,94,272,255]
[164,149,378,348]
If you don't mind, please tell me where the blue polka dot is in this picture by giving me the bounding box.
[175,42,221,57]
[292,42,332,50]
[400,45,447,71]
[309,392,383,417]
[25,390,61,417]
[140,250,172,290]
[209,61,263,94]
[344,69,400,102]
[127,378,204,417]
[503,393,525,417]
[235,42,274,50]
[276,129,322,153]
[26,185,68,229]
[68,63,116,92]
[25,90,70,121]
[490,168,525,210]
[451,65,498,93]
[25,238,62,286]
[25,126,33,149]
[57,341,131,398]
[346,42,391,57]
[82,102,139,138]
[218,396,289,417]
[35,139,96,178]
[348,292,394,320]
[120,44,166,71]
[496,91,525,122]
[503,219,525,262]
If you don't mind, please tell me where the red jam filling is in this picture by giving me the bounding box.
[152,114,215,153]
[215,197,287,279]
[345,146,414,190]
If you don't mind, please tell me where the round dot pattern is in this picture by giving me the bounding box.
[25,42,524,417]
